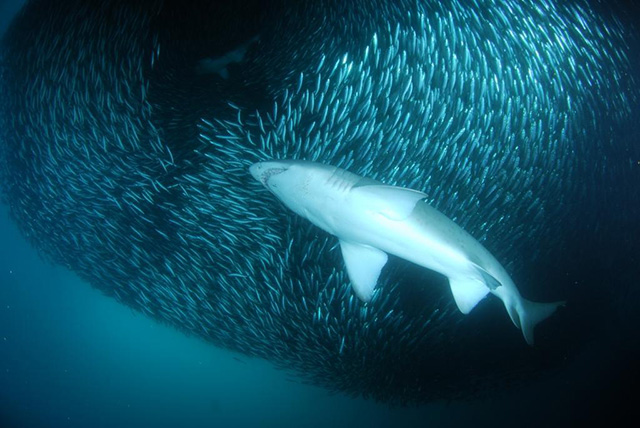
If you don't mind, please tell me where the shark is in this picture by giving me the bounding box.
[249,160,564,345]
[195,35,259,79]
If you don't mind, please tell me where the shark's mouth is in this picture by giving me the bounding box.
[261,167,287,186]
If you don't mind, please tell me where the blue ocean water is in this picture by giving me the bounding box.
[2,193,637,428]
[0,203,443,427]
[0,4,429,426]
[1,0,638,427]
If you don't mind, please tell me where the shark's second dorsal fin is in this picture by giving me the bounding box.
[339,240,388,302]
[475,265,502,290]
[351,185,427,221]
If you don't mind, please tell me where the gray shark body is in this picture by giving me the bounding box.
[251,160,564,345]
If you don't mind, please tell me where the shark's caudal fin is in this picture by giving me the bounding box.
[507,298,565,346]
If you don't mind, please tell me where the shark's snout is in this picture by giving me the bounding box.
[249,163,264,185]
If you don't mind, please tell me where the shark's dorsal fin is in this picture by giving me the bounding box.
[448,277,490,314]
[351,185,426,221]
[339,240,388,302]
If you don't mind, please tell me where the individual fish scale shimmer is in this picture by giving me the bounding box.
[0,0,638,403]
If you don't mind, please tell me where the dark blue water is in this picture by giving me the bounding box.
[0,203,446,427]
[1,0,638,427]
[2,196,636,428]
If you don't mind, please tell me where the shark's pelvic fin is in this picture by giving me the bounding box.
[339,240,388,302]
[449,277,490,314]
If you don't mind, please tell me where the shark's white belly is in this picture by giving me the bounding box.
[333,205,480,283]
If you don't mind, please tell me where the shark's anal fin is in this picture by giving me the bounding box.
[448,277,490,314]
[339,240,388,302]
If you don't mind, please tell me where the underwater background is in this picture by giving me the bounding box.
[1,0,639,427]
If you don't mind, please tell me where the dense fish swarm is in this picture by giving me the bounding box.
[1,0,638,403]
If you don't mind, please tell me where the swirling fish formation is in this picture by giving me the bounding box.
[0,0,637,403]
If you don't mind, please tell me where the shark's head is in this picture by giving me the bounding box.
[250,160,294,188]
[250,159,318,194]
[249,160,339,220]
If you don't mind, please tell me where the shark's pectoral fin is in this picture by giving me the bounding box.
[217,67,230,80]
[448,277,490,314]
[352,185,427,221]
[339,240,388,302]
[195,59,230,79]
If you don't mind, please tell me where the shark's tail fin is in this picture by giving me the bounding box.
[508,298,565,345]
